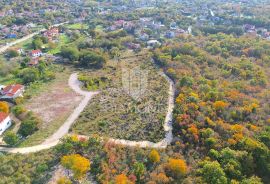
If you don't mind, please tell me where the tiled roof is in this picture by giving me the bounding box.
[2,84,24,97]
[31,49,42,55]
[0,112,8,123]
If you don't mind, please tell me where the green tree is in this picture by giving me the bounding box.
[32,38,43,49]
[18,68,40,84]
[133,162,145,181]
[3,132,19,146]
[241,176,262,184]
[60,46,79,62]
[198,161,227,184]
[19,119,39,137]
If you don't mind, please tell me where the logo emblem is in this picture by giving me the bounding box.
[122,66,148,100]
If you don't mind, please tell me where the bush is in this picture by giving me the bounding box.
[18,119,39,137]
[3,132,19,146]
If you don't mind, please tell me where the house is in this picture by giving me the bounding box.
[5,34,17,39]
[170,22,178,30]
[17,48,24,55]
[139,33,149,41]
[0,84,25,100]
[165,31,175,38]
[0,85,5,91]
[147,40,161,47]
[30,49,43,58]
[0,112,12,135]
[43,27,59,41]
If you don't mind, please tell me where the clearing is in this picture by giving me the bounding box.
[71,51,168,142]
[20,68,83,146]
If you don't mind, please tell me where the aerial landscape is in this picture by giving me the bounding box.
[0,0,270,183]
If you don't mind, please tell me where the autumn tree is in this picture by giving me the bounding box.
[61,154,90,180]
[0,101,9,113]
[148,149,160,163]
[57,176,72,184]
[115,174,129,184]
[167,158,187,177]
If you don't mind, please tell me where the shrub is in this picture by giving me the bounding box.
[3,132,19,146]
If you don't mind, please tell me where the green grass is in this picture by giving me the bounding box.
[47,34,70,55]
[66,23,89,30]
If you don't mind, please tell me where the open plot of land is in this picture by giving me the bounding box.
[20,68,83,146]
[71,51,168,142]
[65,23,89,30]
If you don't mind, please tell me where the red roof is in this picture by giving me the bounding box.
[2,84,24,97]
[0,112,8,123]
[31,49,42,55]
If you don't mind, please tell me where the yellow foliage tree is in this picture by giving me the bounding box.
[167,158,187,177]
[213,101,229,110]
[230,124,244,133]
[148,149,160,163]
[0,101,9,113]
[57,176,72,184]
[61,154,90,180]
[115,174,128,184]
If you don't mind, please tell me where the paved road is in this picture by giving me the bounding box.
[0,22,68,54]
[0,73,98,154]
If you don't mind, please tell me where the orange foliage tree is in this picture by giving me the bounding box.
[115,174,130,184]
[167,158,187,177]
[61,154,90,180]
[213,101,229,110]
[0,101,9,113]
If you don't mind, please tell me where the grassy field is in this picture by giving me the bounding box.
[66,23,89,30]
[71,51,168,142]
[47,34,70,54]
[19,67,83,146]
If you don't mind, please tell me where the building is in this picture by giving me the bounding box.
[0,84,25,100]
[147,40,161,47]
[43,27,59,41]
[30,49,43,58]
[5,33,17,39]
[0,112,12,135]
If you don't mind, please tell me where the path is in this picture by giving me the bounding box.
[0,73,98,154]
[107,72,175,149]
[0,22,68,54]
[0,59,175,153]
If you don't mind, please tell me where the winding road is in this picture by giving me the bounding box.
[0,73,98,154]
[0,70,175,153]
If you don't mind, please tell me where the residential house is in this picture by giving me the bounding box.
[165,31,175,38]
[30,49,43,58]
[147,40,161,47]
[0,112,12,135]
[0,84,25,100]
[139,32,149,41]
[43,27,59,41]
[5,34,17,39]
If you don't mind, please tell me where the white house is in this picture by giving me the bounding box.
[147,40,161,47]
[0,112,12,135]
[0,84,25,100]
[30,49,43,58]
